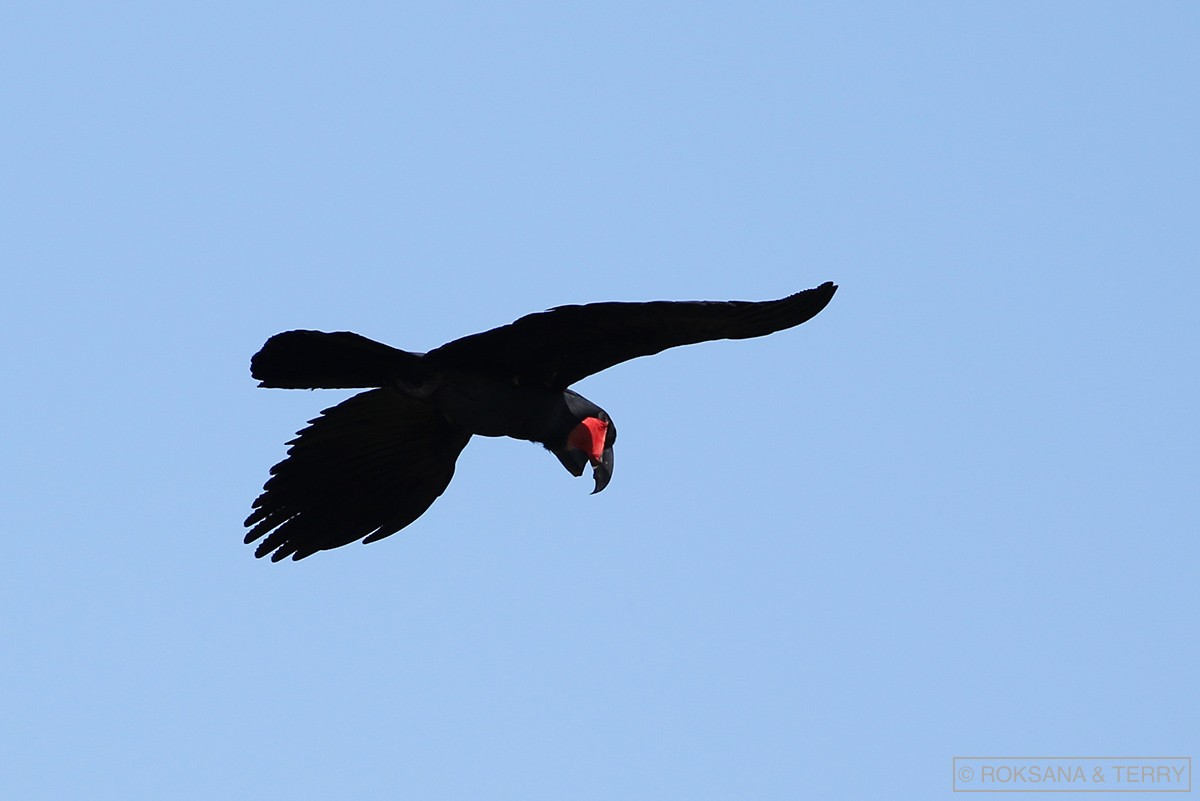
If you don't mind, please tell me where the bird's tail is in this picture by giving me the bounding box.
[250,330,426,389]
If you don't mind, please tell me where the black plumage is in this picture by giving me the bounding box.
[245,282,836,560]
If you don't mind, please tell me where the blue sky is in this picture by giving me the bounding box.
[2,2,1196,798]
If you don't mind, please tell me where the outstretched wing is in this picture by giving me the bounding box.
[424,282,837,390]
[244,388,471,561]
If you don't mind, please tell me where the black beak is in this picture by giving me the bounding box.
[591,446,613,494]
[550,443,614,493]
[552,446,588,478]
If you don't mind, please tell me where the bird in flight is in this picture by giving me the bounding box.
[245,282,837,561]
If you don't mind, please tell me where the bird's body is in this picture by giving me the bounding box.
[423,369,580,441]
[245,282,837,561]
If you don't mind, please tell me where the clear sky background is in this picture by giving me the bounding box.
[2,2,1196,798]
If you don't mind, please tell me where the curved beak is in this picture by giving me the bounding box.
[590,446,614,494]
[549,441,614,493]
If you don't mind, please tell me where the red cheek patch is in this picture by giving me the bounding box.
[568,416,608,464]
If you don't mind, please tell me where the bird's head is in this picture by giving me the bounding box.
[549,393,617,494]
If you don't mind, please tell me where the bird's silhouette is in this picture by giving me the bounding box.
[245,282,837,560]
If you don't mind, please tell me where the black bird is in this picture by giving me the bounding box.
[245,282,837,561]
